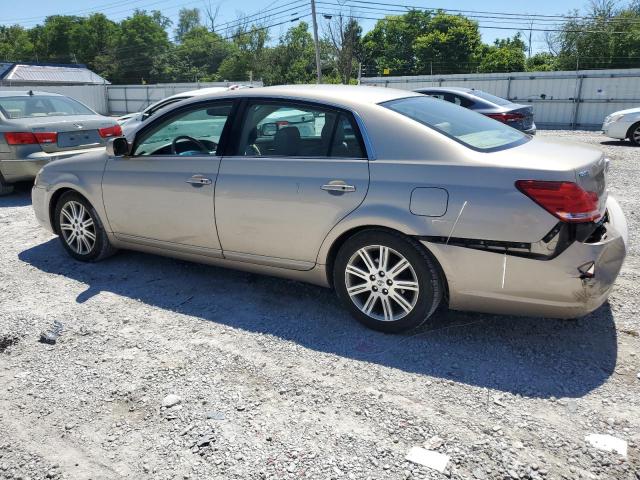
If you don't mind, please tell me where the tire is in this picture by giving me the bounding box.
[333,229,443,333]
[628,122,640,146]
[0,172,14,196]
[54,191,117,262]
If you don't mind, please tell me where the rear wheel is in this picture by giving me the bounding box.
[628,122,640,146]
[54,191,116,262]
[0,172,14,196]
[334,230,443,333]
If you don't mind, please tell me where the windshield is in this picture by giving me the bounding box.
[0,95,94,119]
[470,90,512,106]
[382,96,528,151]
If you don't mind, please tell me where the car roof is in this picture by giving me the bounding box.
[0,90,65,98]
[177,84,422,110]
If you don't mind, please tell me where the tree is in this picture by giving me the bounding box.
[30,15,84,63]
[478,34,526,73]
[0,25,35,61]
[361,10,431,76]
[325,14,362,83]
[526,52,557,71]
[112,10,172,84]
[550,0,640,70]
[68,14,119,76]
[413,12,482,74]
[262,22,317,85]
[175,8,201,42]
[217,24,268,81]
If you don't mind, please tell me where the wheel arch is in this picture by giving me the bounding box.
[49,187,92,235]
[323,225,449,304]
[626,120,640,141]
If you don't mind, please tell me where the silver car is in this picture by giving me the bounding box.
[0,90,121,195]
[31,85,627,333]
[415,87,536,134]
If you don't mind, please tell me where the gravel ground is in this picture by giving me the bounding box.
[1,130,639,480]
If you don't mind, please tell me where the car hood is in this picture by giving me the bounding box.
[609,106,640,116]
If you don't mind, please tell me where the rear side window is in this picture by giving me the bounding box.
[237,101,365,158]
[0,96,94,118]
[383,96,528,152]
[471,90,512,106]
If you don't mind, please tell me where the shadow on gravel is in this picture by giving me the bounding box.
[600,140,637,148]
[20,239,618,399]
[0,183,32,208]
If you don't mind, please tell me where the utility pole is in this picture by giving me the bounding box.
[310,0,322,83]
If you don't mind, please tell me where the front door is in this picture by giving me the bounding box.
[215,100,370,269]
[102,101,234,256]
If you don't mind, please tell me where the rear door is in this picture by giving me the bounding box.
[214,99,370,269]
[102,100,235,256]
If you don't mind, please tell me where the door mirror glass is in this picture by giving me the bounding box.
[261,123,277,136]
[107,137,130,157]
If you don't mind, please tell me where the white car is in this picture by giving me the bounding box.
[602,107,640,145]
[118,85,250,139]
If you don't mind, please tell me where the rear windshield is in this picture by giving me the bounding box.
[470,90,512,106]
[382,96,528,151]
[0,95,94,119]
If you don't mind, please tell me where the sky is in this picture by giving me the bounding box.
[2,0,592,52]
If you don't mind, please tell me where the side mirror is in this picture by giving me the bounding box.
[260,123,277,136]
[106,137,130,157]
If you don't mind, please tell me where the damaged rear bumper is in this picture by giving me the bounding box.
[424,196,627,318]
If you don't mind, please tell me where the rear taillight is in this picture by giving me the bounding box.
[99,125,123,138]
[516,180,601,223]
[4,132,57,145]
[486,112,525,123]
[34,132,58,144]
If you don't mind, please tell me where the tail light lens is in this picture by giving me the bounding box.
[516,180,601,223]
[99,125,123,138]
[486,112,525,123]
[5,132,58,145]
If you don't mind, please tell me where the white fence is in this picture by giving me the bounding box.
[0,81,263,116]
[106,81,264,115]
[0,84,109,115]
[360,68,640,129]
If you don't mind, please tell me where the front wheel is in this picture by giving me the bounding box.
[54,191,116,262]
[334,230,443,333]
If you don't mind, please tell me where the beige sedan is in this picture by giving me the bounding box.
[32,85,627,332]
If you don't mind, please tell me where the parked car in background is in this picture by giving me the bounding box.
[602,107,640,145]
[32,85,626,333]
[415,87,536,134]
[0,90,121,196]
[117,85,251,138]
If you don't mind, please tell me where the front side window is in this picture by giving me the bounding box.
[0,95,94,119]
[237,101,365,158]
[133,102,232,156]
[382,96,528,152]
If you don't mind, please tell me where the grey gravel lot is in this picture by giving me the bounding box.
[1,130,639,480]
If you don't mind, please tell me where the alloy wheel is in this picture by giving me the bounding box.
[345,244,420,322]
[633,125,640,145]
[59,200,96,255]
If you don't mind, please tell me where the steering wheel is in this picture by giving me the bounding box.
[171,135,212,155]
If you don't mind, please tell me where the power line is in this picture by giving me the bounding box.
[317,10,640,34]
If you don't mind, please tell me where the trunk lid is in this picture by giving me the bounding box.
[508,104,534,130]
[489,137,608,219]
[13,115,117,153]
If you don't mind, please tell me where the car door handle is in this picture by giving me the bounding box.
[321,183,356,193]
[186,175,212,186]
